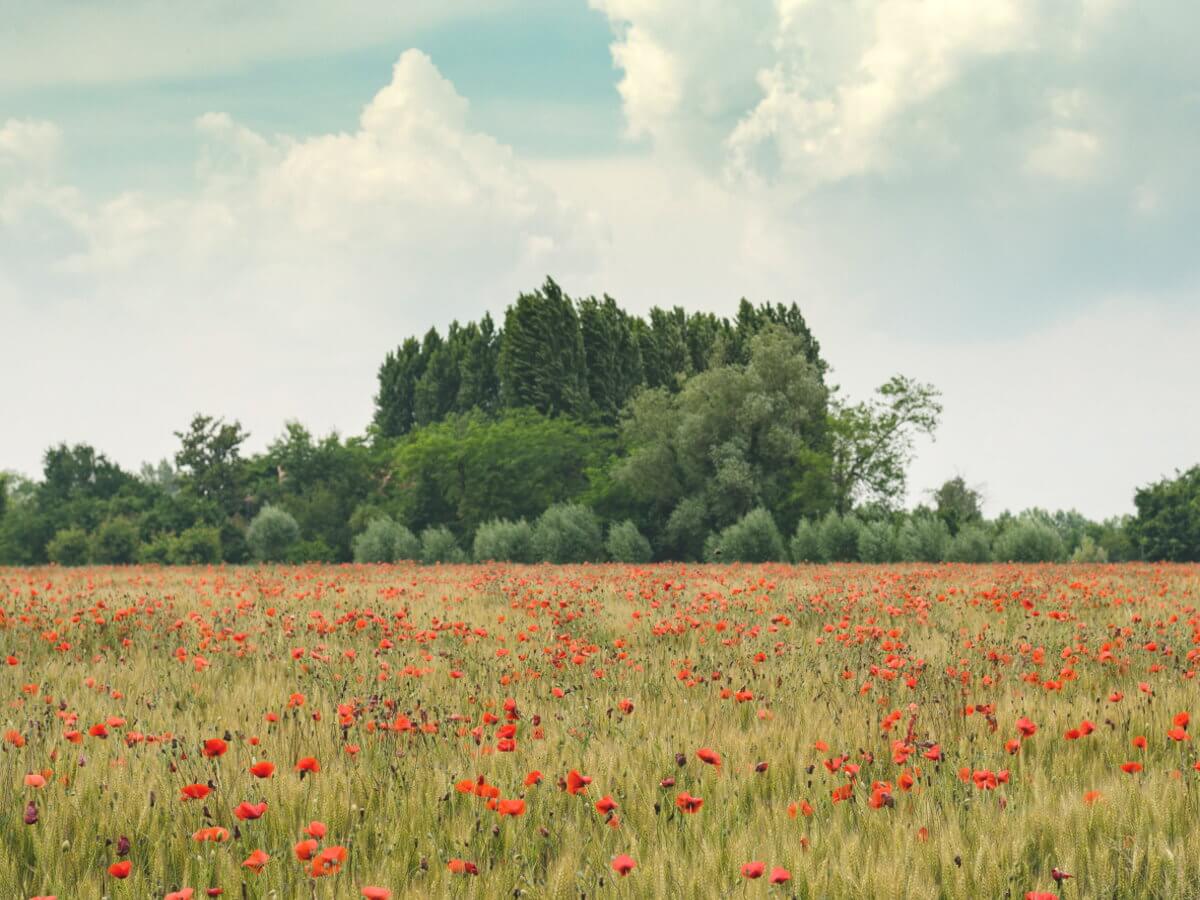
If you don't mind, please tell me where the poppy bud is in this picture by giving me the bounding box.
[24,802,38,825]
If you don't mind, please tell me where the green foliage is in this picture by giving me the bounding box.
[993,515,1066,562]
[137,533,177,564]
[391,410,613,537]
[174,525,222,564]
[1131,466,1200,561]
[899,514,950,562]
[472,518,536,563]
[174,414,249,518]
[532,503,604,563]
[932,476,982,535]
[857,520,899,563]
[246,505,301,562]
[704,507,785,562]
[419,526,467,564]
[90,517,139,564]
[1070,535,1109,563]
[945,524,993,562]
[46,527,90,566]
[353,517,420,563]
[617,326,830,553]
[605,520,653,563]
[817,512,862,562]
[790,519,823,563]
[499,278,589,417]
[829,376,942,514]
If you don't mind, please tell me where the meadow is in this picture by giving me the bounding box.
[2,562,1199,899]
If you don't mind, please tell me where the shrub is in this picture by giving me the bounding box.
[857,520,899,563]
[138,533,178,564]
[90,518,139,564]
[419,526,467,564]
[246,505,301,562]
[790,519,823,563]
[945,524,992,562]
[993,519,1066,562]
[605,520,653,563]
[473,518,536,562]
[47,527,90,566]
[174,525,222,564]
[290,538,336,563]
[1071,535,1109,563]
[705,508,785,562]
[532,503,604,563]
[817,512,862,562]
[353,517,419,563]
[899,515,949,562]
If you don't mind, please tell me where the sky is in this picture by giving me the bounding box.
[2,0,1198,520]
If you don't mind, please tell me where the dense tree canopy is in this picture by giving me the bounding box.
[0,277,1188,564]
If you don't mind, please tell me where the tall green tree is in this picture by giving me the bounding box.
[372,336,425,439]
[1131,465,1200,561]
[828,376,942,514]
[578,295,643,423]
[498,278,588,417]
[932,476,983,535]
[174,414,250,520]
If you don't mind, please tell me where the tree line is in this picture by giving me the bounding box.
[2,279,1197,565]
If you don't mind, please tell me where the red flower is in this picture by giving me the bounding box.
[447,859,478,875]
[611,854,636,876]
[676,791,703,813]
[770,867,792,884]
[249,761,275,778]
[202,738,227,758]
[741,861,765,879]
[565,770,591,795]
[234,801,267,820]
[242,849,270,873]
[181,783,211,801]
[108,861,132,879]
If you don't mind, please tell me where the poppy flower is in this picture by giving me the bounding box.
[295,757,320,775]
[1167,726,1189,742]
[249,761,275,778]
[497,798,526,816]
[202,739,227,758]
[524,771,543,786]
[294,839,318,861]
[611,854,636,876]
[770,867,791,884]
[306,821,327,838]
[676,792,703,813]
[1119,762,1142,774]
[108,861,132,879]
[165,890,194,900]
[1082,790,1102,805]
[447,859,478,875]
[181,784,211,801]
[565,770,591,795]
[1132,736,1147,750]
[741,862,765,879]
[234,801,267,820]
[1173,712,1189,729]
[311,846,347,877]
[595,795,618,815]
[1016,717,1037,738]
[242,850,270,873]
[697,747,722,768]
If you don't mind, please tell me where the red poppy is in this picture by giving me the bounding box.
[181,783,211,801]
[676,791,704,813]
[108,861,132,879]
[202,738,228,758]
[447,859,478,875]
[741,862,765,879]
[234,801,267,820]
[611,854,636,876]
[242,850,270,873]
[770,867,791,884]
[249,761,275,778]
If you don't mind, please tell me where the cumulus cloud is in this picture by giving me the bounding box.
[1,50,603,474]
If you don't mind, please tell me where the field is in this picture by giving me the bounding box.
[2,563,1199,899]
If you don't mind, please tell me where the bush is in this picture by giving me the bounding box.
[473,518,536,563]
[290,539,335,563]
[899,515,949,562]
[857,520,899,563]
[138,533,178,564]
[705,508,785,562]
[90,518,139,564]
[945,524,992,562]
[993,519,1066,562]
[419,526,467,564]
[532,503,604,563]
[817,512,861,562]
[47,527,90,566]
[790,519,823,563]
[246,505,301,562]
[1071,535,1109,563]
[353,517,419,563]
[606,520,653,563]
[175,525,222,564]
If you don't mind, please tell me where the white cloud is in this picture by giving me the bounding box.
[0,51,604,474]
